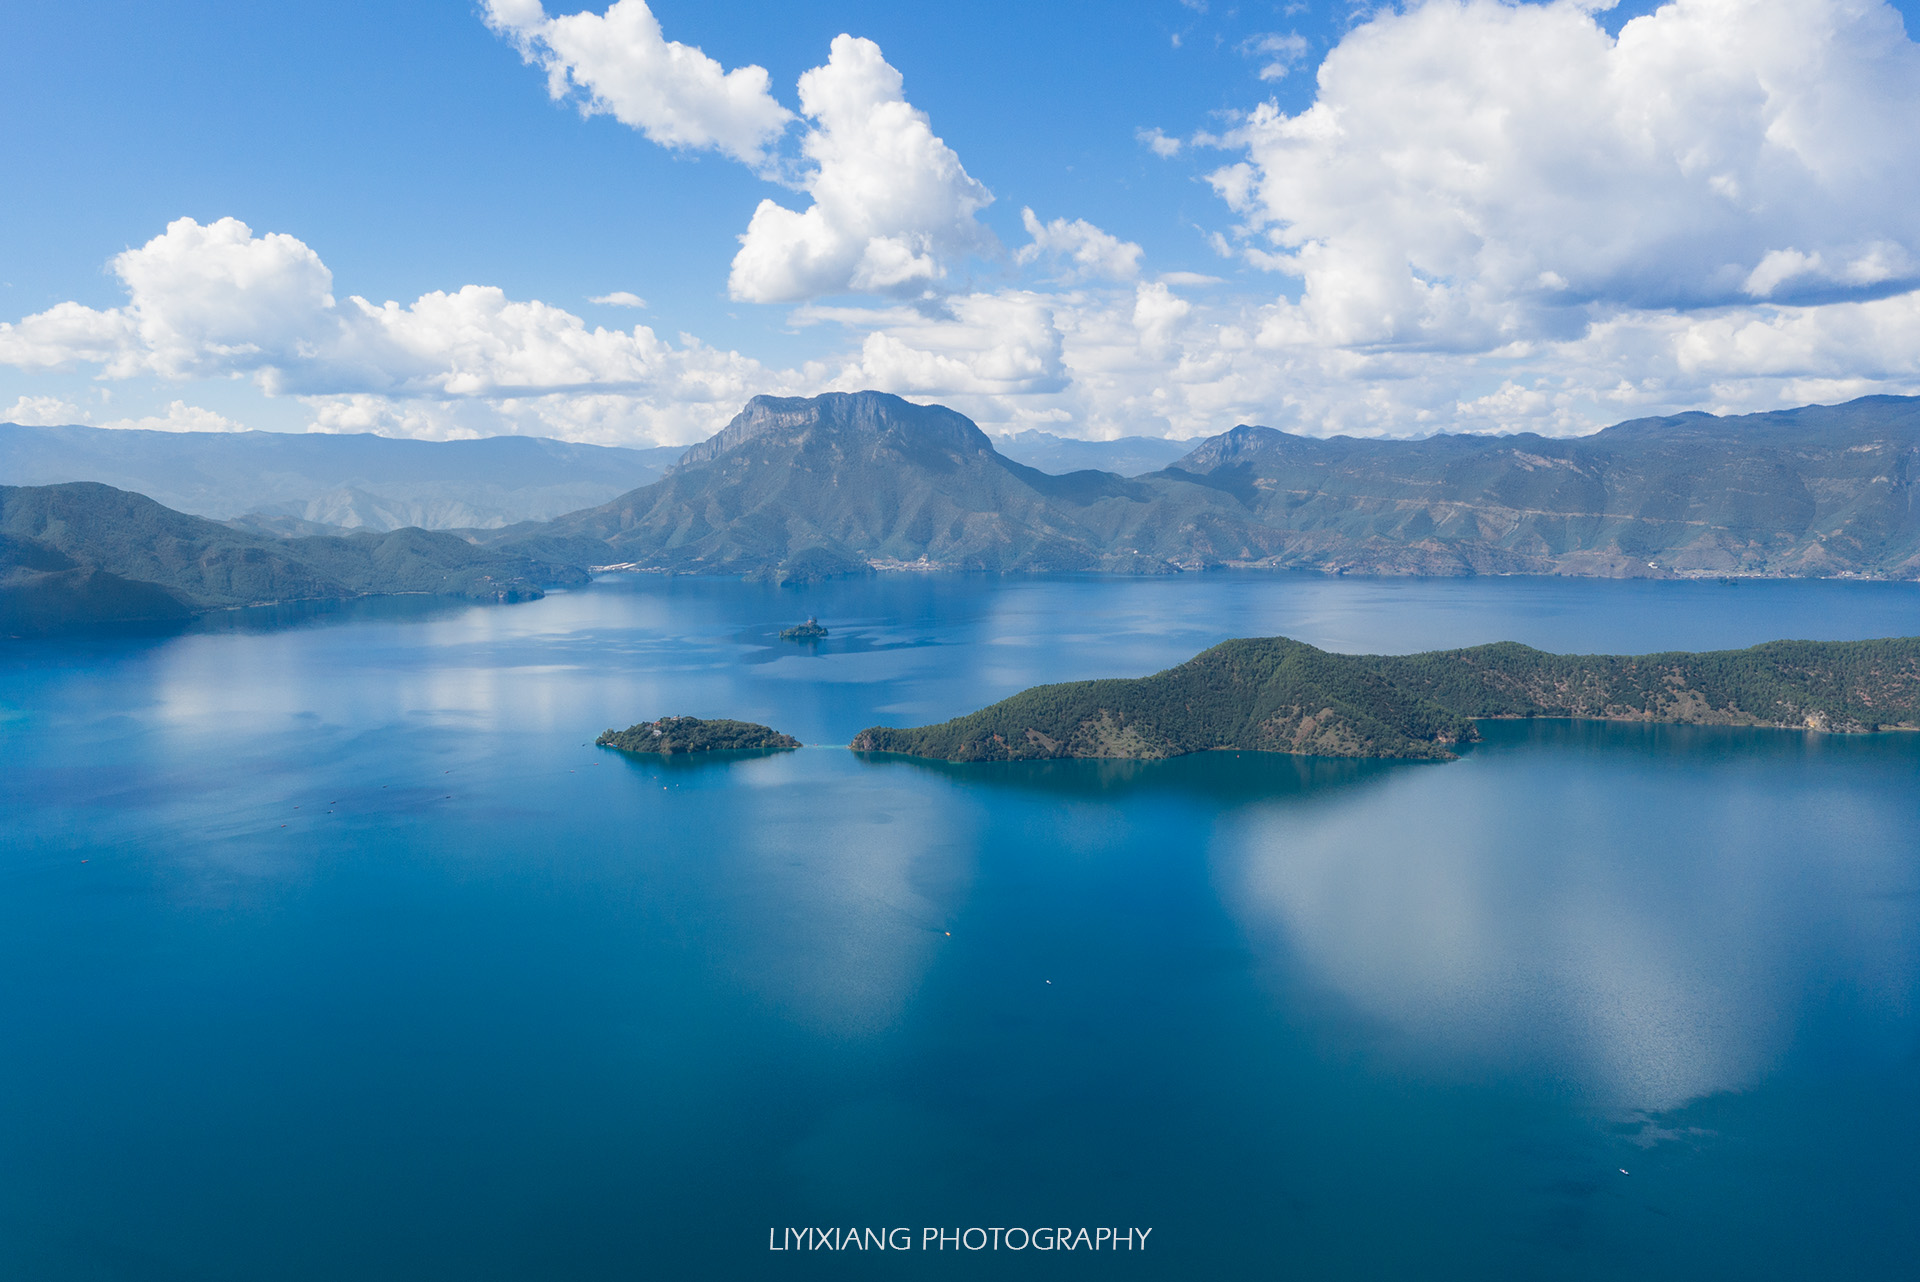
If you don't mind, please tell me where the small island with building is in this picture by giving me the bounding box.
[596,716,801,755]
[779,616,829,641]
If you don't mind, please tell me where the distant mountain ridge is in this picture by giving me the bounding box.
[496,392,1288,581]
[0,420,1185,537]
[10,391,1920,604]
[0,423,682,531]
[490,390,1920,582]
[1166,396,1920,577]
[990,429,1201,477]
[0,482,585,636]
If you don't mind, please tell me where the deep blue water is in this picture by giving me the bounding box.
[2,574,1917,1280]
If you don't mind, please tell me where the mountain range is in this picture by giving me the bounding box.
[494,393,1282,581]
[0,422,682,532]
[1170,397,1920,577]
[488,390,1920,582]
[989,429,1201,477]
[6,388,1919,634]
[0,420,1187,534]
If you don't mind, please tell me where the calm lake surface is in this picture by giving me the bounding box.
[3,574,1918,1280]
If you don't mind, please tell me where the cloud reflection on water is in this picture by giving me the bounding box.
[605,749,970,1041]
[1214,721,1920,1112]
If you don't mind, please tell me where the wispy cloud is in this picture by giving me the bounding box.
[1135,126,1183,158]
[1239,31,1308,81]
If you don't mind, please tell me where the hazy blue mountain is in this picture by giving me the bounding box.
[498,392,1286,582]
[1162,396,1920,577]
[0,423,683,530]
[1,482,586,635]
[990,429,1201,477]
[28,394,1911,585]
[497,390,1920,582]
[18,392,1920,584]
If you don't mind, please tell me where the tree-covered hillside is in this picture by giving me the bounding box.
[493,390,1920,583]
[597,717,800,754]
[1165,396,1920,578]
[853,636,1920,762]
[853,637,1478,762]
[1,482,585,635]
[496,391,1281,584]
[1373,638,1920,733]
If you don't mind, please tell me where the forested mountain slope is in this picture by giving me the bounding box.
[1,483,584,635]
[852,636,1920,762]
[498,391,1920,582]
[495,392,1286,582]
[1163,397,1920,577]
[18,391,1917,600]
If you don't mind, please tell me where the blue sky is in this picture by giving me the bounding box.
[6,0,1920,445]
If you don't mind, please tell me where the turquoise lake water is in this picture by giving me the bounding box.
[3,574,1918,1279]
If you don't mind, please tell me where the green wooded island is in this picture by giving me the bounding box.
[780,617,829,640]
[596,716,801,755]
[851,636,1920,762]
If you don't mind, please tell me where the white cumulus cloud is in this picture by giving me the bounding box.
[19,0,1920,450]
[1,393,246,434]
[484,9,1001,306]
[727,36,997,303]
[812,293,1069,399]
[3,395,87,426]
[1208,0,1920,350]
[1015,209,1143,283]
[0,217,788,445]
[0,304,140,372]
[100,401,246,433]
[482,0,792,168]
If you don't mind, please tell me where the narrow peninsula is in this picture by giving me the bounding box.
[851,636,1920,763]
[597,716,800,755]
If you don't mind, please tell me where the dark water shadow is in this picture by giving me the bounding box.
[846,714,1920,805]
[188,594,477,635]
[845,719,1920,808]
[851,746,1431,807]
[3,594,481,653]
[1,615,194,649]
[1470,715,1920,766]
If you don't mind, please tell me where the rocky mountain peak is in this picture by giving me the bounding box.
[674,390,995,471]
[1171,423,1289,473]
